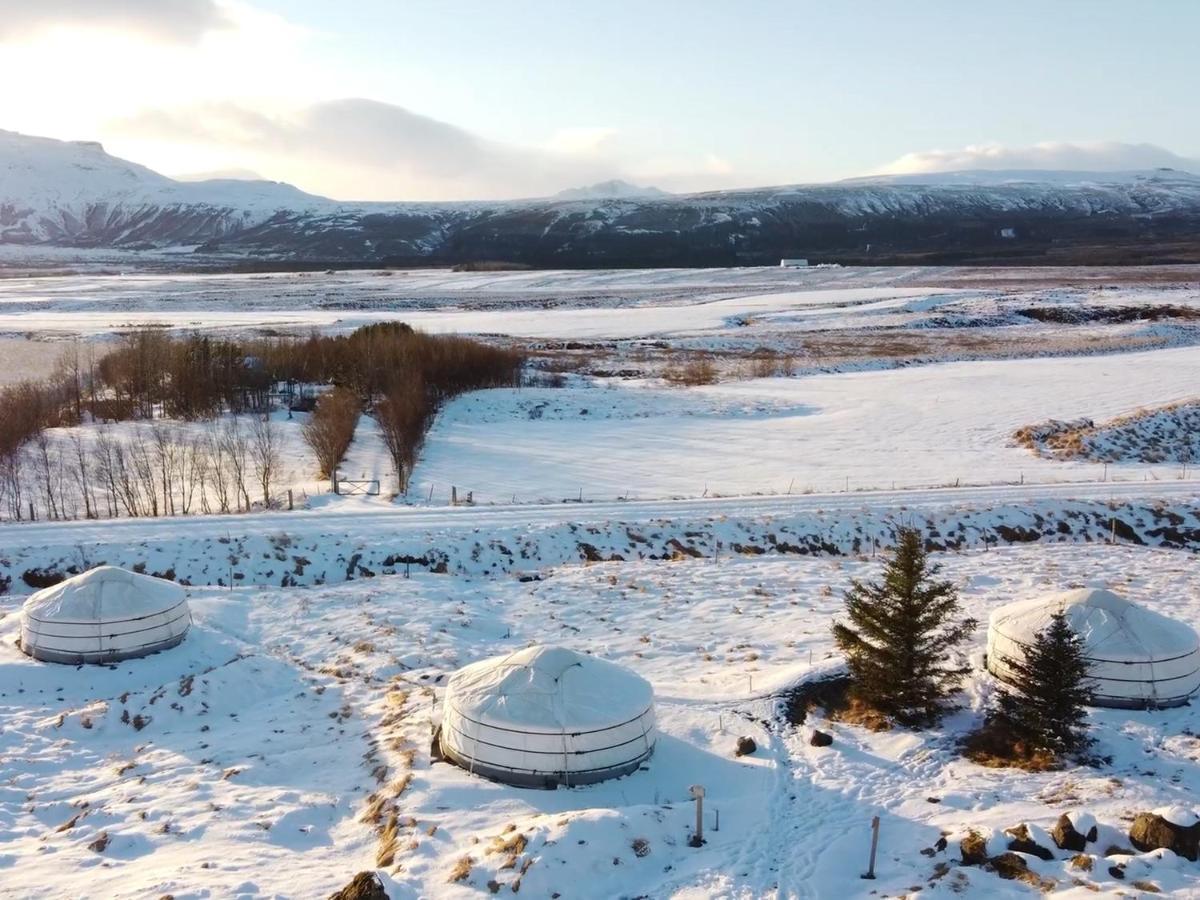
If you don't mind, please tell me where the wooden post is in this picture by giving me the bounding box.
[861,815,880,879]
[689,785,705,847]
[287,489,293,511]
[451,486,458,506]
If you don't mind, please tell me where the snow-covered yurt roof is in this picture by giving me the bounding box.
[20,566,191,665]
[987,587,1200,709]
[439,645,656,788]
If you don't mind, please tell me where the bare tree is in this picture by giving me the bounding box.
[302,388,360,481]
[376,379,431,494]
[67,431,96,519]
[220,417,252,512]
[249,415,282,507]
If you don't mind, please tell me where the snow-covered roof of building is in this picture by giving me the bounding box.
[23,565,186,623]
[445,644,653,733]
[988,587,1198,662]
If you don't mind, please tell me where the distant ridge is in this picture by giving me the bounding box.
[3,129,1200,266]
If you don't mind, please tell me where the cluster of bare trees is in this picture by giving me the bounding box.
[0,417,283,523]
[376,377,433,493]
[0,322,524,517]
[296,324,524,491]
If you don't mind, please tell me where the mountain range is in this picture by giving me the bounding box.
[3,129,1200,267]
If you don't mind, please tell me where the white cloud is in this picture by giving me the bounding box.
[544,127,619,156]
[875,141,1200,175]
[0,0,229,43]
[114,97,741,200]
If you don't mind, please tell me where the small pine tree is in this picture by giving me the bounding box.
[833,527,977,726]
[993,611,1093,758]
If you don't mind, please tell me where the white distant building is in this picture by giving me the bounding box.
[780,258,808,268]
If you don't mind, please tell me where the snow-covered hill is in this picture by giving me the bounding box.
[3,129,1200,264]
[0,130,330,246]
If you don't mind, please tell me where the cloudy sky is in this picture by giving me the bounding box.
[2,0,1198,200]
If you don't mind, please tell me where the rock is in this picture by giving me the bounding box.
[934,836,948,852]
[1108,864,1126,880]
[1070,854,1094,871]
[87,832,109,853]
[734,736,757,757]
[960,830,989,866]
[1129,812,1200,862]
[1004,823,1056,861]
[810,730,833,748]
[1051,814,1088,852]
[329,872,388,900]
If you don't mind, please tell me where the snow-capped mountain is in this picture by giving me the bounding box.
[553,179,670,201]
[3,129,1200,265]
[0,130,329,246]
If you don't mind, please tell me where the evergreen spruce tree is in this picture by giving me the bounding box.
[832,527,977,725]
[993,611,1094,757]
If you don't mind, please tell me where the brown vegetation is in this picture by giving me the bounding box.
[662,355,718,386]
[960,719,1059,771]
[782,675,892,732]
[302,388,361,480]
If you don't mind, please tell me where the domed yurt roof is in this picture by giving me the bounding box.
[439,645,656,788]
[987,587,1200,709]
[21,566,191,665]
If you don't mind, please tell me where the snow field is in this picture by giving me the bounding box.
[3,543,1200,897]
[411,345,1200,503]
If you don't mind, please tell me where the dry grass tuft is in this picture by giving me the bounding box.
[375,812,399,867]
[447,856,473,883]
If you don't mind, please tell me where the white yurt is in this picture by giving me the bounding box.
[987,588,1200,709]
[439,645,656,788]
[20,566,191,665]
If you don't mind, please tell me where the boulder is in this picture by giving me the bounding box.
[1004,823,1055,861]
[810,730,833,748]
[1108,864,1126,880]
[1129,812,1200,862]
[329,872,388,900]
[734,736,757,757]
[1050,814,1089,852]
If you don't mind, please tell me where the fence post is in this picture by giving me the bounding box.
[861,816,880,879]
[689,785,705,847]
[451,486,458,506]
[287,489,293,511]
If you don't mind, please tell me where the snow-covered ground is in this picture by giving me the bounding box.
[6,266,1200,898]
[412,346,1200,503]
[3,543,1200,898]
